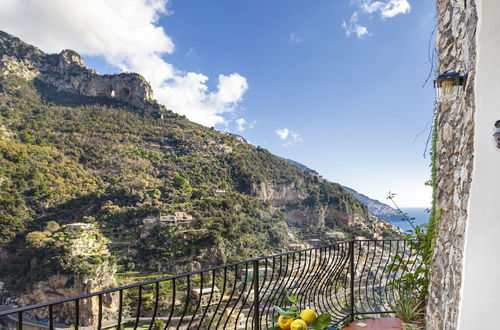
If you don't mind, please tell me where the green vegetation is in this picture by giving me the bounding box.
[0,139,97,243]
[386,104,439,324]
[386,192,436,307]
[0,44,381,291]
[7,221,114,290]
[389,294,425,329]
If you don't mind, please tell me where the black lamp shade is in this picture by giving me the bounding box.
[434,70,467,101]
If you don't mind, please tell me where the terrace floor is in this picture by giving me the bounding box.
[342,317,403,329]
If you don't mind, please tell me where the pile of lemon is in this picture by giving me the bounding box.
[277,309,317,330]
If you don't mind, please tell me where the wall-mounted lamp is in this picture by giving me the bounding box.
[434,70,467,102]
[493,120,500,149]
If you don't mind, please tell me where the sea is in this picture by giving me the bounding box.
[387,207,431,233]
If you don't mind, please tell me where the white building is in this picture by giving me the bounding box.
[142,212,196,231]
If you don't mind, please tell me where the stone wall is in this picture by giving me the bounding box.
[427,0,477,329]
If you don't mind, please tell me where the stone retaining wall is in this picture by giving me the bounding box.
[427,0,477,329]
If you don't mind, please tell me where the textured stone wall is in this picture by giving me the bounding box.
[427,0,477,329]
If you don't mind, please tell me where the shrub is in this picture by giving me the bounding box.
[25,231,50,248]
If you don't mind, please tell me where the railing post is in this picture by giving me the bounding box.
[18,311,23,330]
[253,259,260,330]
[349,240,355,323]
[75,299,79,330]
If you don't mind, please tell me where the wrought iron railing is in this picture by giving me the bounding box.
[0,240,420,329]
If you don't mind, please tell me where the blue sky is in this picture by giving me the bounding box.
[0,0,436,207]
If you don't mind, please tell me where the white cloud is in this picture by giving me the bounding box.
[289,33,303,45]
[275,128,291,140]
[233,117,256,132]
[342,0,411,38]
[342,12,371,39]
[360,0,411,19]
[274,128,302,147]
[156,72,248,126]
[235,118,246,132]
[361,1,385,14]
[0,0,248,127]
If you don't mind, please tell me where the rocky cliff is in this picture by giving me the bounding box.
[19,223,117,325]
[281,158,401,222]
[0,31,155,110]
[252,181,306,207]
[253,181,364,227]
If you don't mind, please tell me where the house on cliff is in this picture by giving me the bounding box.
[141,212,196,234]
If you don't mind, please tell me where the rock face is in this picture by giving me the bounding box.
[284,206,365,228]
[19,272,117,326]
[254,181,368,228]
[0,31,155,110]
[253,181,306,207]
[427,1,477,329]
[19,224,117,326]
[281,158,401,222]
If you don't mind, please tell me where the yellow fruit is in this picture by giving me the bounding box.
[300,308,317,324]
[290,319,308,330]
[278,315,294,329]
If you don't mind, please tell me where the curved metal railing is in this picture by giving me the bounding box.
[0,239,421,329]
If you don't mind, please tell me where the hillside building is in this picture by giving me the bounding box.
[142,212,196,232]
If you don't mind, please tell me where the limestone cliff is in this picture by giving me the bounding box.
[283,207,364,228]
[0,31,155,111]
[281,158,401,222]
[18,224,117,325]
[19,272,116,326]
[252,181,306,207]
[253,180,371,229]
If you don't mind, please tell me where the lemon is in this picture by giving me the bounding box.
[290,319,308,330]
[278,315,294,329]
[299,308,316,324]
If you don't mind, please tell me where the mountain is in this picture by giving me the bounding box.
[281,158,401,221]
[0,31,400,299]
[281,158,319,175]
[341,186,401,221]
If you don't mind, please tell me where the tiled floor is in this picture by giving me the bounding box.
[342,317,403,330]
